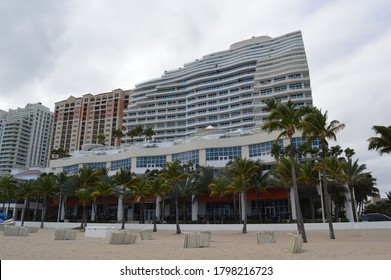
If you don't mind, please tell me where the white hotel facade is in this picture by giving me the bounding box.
[48,31,314,222]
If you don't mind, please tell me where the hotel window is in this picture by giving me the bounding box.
[136,155,166,168]
[83,162,106,170]
[111,158,131,171]
[249,140,283,157]
[206,146,242,161]
[172,150,199,165]
[289,83,302,90]
[63,164,79,175]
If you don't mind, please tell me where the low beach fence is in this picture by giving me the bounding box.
[13,221,391,231]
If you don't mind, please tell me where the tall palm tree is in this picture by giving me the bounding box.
[297,159,318,222]
[263,99,310,242]
[131,180,151,224]
[208,175,229,224]
[325,156,348,221]
[55,172,69,222]
[270,156,300,222]
[250,160,270,223]
[35,173,59,228]
[75,188,94,228]
[227,157,260,233]
[0,175,18,213]
[148,177,168,231]
[343,158,376,222]
[159,161,192,234]
[300,107,345,239]
[17,179,37,226]
[113,168,141,229]
[368,125,391,155]
[73,167,102,228]
[92,174,114,222]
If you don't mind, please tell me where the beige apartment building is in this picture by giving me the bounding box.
[50,88,130,155]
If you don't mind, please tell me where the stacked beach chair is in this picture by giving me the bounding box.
[183,231,211,248]
[54,228,77,240]
[256,231,276,244]
[109,230,138,245]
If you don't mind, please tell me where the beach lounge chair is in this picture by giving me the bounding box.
[140,229,153,240]
[288,233,303,253]
[256,231,276,244]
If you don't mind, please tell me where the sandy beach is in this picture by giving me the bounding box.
[1,227,391,260]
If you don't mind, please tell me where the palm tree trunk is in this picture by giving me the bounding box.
[290,153,307,243]
[349,187,358,222]
[40,198,46,228]
[121,193,126,230]
[175,194,181,234]
[220,199,224,224]
[21,198,28,226]
[242,188,247,234]
[322,155,335,239]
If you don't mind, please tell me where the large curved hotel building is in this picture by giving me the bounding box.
[48,30,314,221]
[125,30,312,141]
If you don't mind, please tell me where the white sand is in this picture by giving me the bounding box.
[1,228,391,260]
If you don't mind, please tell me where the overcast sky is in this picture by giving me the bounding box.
[1,0,390,197]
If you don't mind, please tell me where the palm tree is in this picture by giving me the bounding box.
[263,99,310,242]
[227,157,260,233]
[143,127,155,141]
[354,173,378,218]
[73,167,102,228]
[0,175,18,213]
[250,160,270,223]
[343,158,376,222]
[297,159,318,222]
[131,180,151,224]
[127,129,138,144]
[35,173,59,228]
[92,174,114,222]
[17,180,37,226]
[113,168,141,229]
[300,108,345,239]
[192,165,215,222]
[148,177,168,231]
[75,188,94,228]
[368,125,391,155]
[96,134,106,145]
[270,156,300,222]
[112,128,125,146]
[208,175,229,224]
[55,172,69,222]
[325,156,348,221]
[159,161,192,234]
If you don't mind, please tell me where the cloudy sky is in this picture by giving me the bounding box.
[1,0,390,196]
